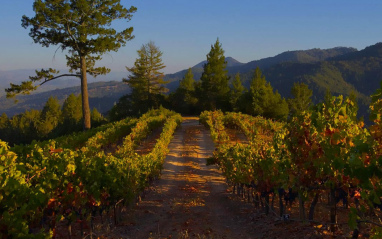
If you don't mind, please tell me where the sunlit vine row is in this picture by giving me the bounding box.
[0,108,181,238]
[202,96,382,237]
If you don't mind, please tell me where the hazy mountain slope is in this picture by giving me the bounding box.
[0,69,127,97]
[0,81,129,117]
[230,47,357,74]
[257,43,382,123]
[261,43,382,100]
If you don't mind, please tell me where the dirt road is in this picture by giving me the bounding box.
[107,117,256,238]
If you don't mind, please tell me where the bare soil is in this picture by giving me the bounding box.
[135,126,164,155]
[102,117,257,238]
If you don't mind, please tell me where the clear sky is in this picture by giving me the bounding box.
[0,0,382,74]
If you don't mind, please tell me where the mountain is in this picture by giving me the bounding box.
[0,69,127,97]
[0,81,130,117]
[264,43,382,97]
[165,47,357,92]
[258,43,382,123]
[229,46,357,74]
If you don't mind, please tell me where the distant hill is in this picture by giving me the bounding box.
[230,46,357,74]
[165,47,357,92]
[258,43,382,123]
[261,43,382,98]
[0,69,127,97]
[0,81,130,117]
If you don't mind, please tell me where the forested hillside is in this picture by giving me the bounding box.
[261,43,382,122]
[165,43,382,121]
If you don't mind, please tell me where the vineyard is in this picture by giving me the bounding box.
[200,96,382,238]
[1,108,182,238]
[2,97,382,238]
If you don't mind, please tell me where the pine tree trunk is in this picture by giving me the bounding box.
[80,55,91,130]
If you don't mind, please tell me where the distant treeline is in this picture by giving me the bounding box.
[110,40,317,122]
[0,94,105,145]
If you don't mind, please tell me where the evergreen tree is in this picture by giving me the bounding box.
[124,41,167,114]
[230,73,246,112]
[249,67,289,120]
[181,68,198,111]
[6,0,136,130]
[62,94,82,126]
[271,94,289,121]
[91,107,106,127]
[180,68,196,92]
[39,96,62,136]
[199,38,230,111]
[18,110,42,144]
[250,67,273,116]
[171,68,198,114]
[288,82,313,115]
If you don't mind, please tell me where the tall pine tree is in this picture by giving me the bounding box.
[124,41,167,114]
[6,0,136,130]
[199,38,230,111]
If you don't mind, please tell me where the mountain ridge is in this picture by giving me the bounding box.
[164,46,358,92]
[1,43,382,121]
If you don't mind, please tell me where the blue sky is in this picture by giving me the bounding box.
[0,0,381,74]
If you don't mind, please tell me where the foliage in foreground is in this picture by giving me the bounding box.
[0,108,181,238]
[202,101,382,237]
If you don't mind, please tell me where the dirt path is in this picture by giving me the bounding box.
[107,117,256,238]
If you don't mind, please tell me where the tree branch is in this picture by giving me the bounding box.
[5,71,81,99]
[39,74,81,86]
